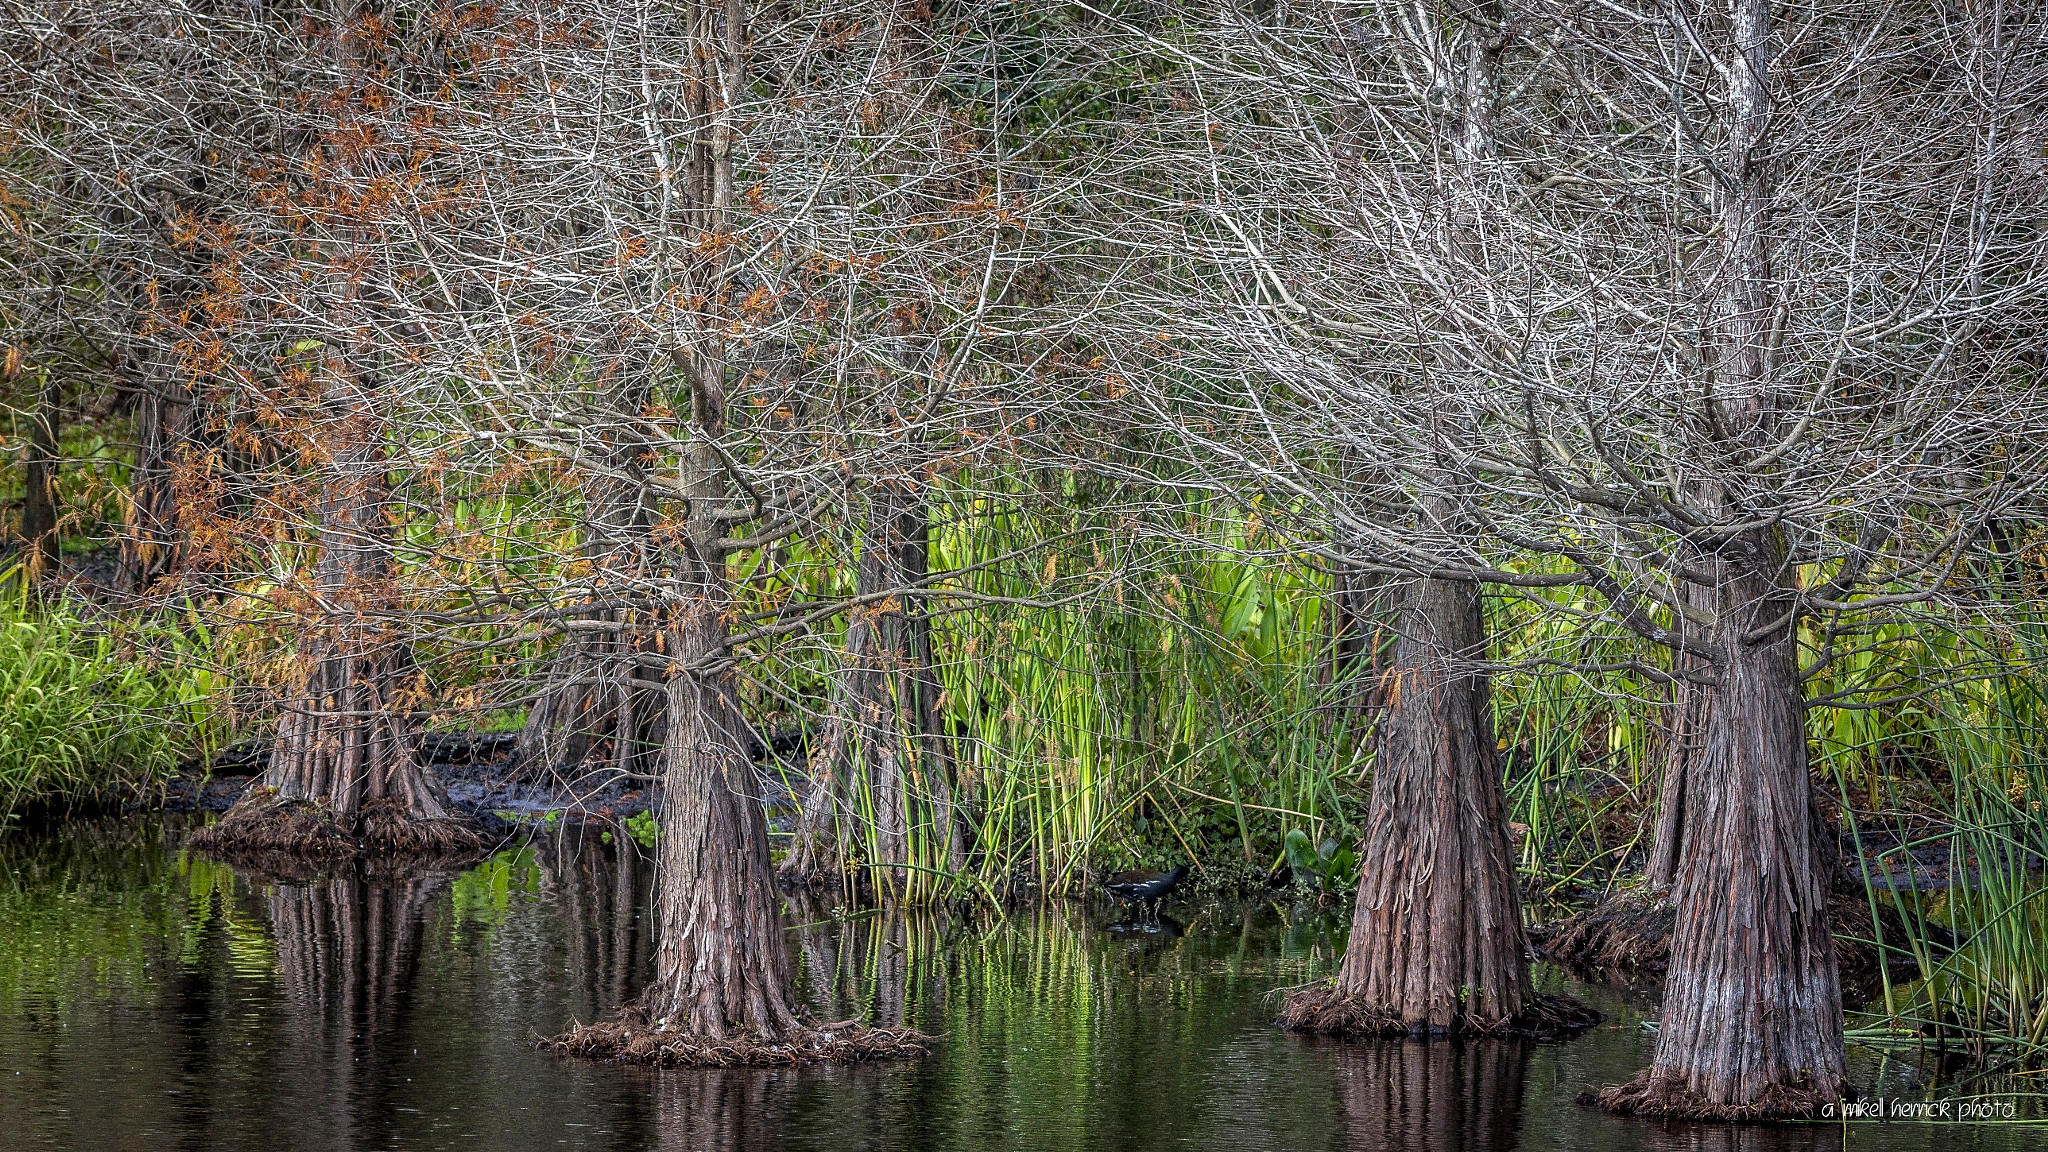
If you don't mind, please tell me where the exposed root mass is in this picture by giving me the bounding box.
[1278,984,1599,1039]
[538,1002,930,1067]
[188,790,484,860]
[358,797,487,855]
[1540,884,1928,998]
[1539,886,1676,971]
[1580,1072,1827,1122]
[188,792,357,856]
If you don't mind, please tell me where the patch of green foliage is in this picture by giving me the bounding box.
[1283,828,1353,892]
[0,581,220,819]
[451,846,540,930]
[624,809,659,850]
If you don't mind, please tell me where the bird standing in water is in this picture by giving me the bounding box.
[1103,864,1188,920]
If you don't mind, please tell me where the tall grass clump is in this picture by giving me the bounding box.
[1817,608,2048,1067]
[925,478,1362,894]
[0,580,220,819]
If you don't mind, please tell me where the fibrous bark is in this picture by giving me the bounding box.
[1646,582,1718,893]
[539,589,929,1065]
[782,481,966,901]
[1540,581,1715,967]
[193,428,479,858]
[19,372,60,580]
[194,3,479,861]
[539,0,925,1067]
[117,357,191,593]
[1591,566,1844,1119]
[1283,574,1592,1037]
[1286,5,1589,1041]
[1589,0,1846,1119]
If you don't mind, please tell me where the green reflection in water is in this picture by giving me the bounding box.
[0,819,2041,1152]
[452,844,541,932]
[0,817,247,1005]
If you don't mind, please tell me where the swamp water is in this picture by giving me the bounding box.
[0,817,2037,1152]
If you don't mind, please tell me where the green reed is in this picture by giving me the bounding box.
[0,579,220,819]
[1815,607,2048,1065]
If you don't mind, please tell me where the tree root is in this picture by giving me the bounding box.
[188,791,358,856]
[359,797,486,855]
[1538,884,1931,999]
[1579,1071,1828,1122]
[1536,886,1676,970]
[538,1002,931,1067]
[1278,984,1600,1039]
[188,791,484,861]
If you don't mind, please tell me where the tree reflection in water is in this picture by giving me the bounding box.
[535,824,654,1024]
[653,1068,787,1151]
[787,893,952,1031]
[1321,1033,1846,1152]
[1322,1037,1530,1152]
[234,859,453,1145]
[3,825,2001,1151]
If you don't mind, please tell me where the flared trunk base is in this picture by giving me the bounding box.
[1582,1072,1828,1122]
[512,639,666,787]
[538,994,930,1067]
[1538,887,1677,971]
[1279,984,1598,1039]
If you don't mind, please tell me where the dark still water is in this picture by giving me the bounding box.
[0,817,2036,1152]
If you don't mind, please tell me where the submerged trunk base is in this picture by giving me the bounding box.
[538,996,931,1067]
[191,792,484,859]
[1279,984,1598,1039]
[1581,1072,1828,1122]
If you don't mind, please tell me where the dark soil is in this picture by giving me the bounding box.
[152,732,661,830]
[154,728,820,858]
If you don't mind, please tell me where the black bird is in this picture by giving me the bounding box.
[1104,864,1188,918]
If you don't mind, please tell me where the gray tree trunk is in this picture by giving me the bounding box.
[1596,0,1844,1117]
